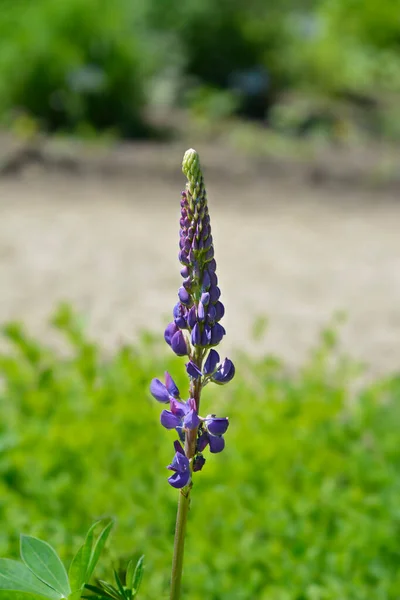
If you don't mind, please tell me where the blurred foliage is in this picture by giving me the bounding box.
[0,0,400,138]
[0,304,400,599]
[0,0,149,137]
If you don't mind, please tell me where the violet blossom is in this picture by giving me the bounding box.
[150,149,235,489]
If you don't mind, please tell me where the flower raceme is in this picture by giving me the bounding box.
[150,149,235,489]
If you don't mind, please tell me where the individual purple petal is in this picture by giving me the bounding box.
[204,234,213,250]
[160,410,181,429]
[207,304,217,323]
[205,416,229,435]
[214,301,225,321]
[171,331,188,356]
[178,287,191,305]
[205,246,214,261]
[178,250,189,265]
[150,378,170,403]
[204,349,220,374]
[183,409,201,430]
[210,272,218,286]
[201,327,210,347]
[186,361,202,379]
[210,322,225,346]
[208,258,217,272]
[187,305,197,329]
[180,266,189,278]
[209,435,225,453]
[182,277,192,291]
[198,301,206,322]
[212,358,235,384]
[173,303,187,328]
[202,270,211,290]
[174,315,187,329]
[165,372,180,398]
[197,432,209,452]
[173,440,185,455]
[209,285,221,303]
[170,398,188,418]
[193,454,206,472]
[191,323,201,346]
[200,292,210,306]
[164,322,179,345]
[168,470,191,488]
[173,302,181,319]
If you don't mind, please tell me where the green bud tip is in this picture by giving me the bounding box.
[182,148,202,184]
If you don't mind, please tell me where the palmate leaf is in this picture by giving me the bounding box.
[20,536,70,598]
[0,559,61,600]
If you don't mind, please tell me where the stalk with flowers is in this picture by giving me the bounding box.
[150,149,235,600]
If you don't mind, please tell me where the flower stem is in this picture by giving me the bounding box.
[170,349,203,599]
[170,487,191,600]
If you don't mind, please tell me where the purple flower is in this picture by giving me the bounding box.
[205,415,229,435]
[164,322,179,345]
[171,331,188,356]
[152,150,235,486]
[212,358,235,384]
[150,372,180,403]
[204,350,219,375]
[150,378,170,403]
[186,361,202,379]
[167,445,191,488]
[161,397,200,431]
[197,430,225,454]
[165,372,180,398]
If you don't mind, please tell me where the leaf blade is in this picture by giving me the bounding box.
[131,556,144,597]
[86,521,113,583]
[68,526,94,592]
[0,559,61,599]
[20,536,70,598]
[0,592,54,600]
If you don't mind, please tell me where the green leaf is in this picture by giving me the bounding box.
[130,557,144,597]
[124,562,134,593]
[20,536,71,598]
[97,582,120,600]
[68,527,94,592]
[0,559,61,599]
[113,571,127,600]
[0,592,54,600]
[86,521,113,583]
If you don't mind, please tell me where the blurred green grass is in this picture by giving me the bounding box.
[0,304,399,599]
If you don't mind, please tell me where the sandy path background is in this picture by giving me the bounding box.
[0,142,399,375]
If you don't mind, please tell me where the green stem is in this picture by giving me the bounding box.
[169,348,203,599]
[170,487,191,600]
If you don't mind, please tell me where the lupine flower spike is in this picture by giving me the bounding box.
[150,149,235,600]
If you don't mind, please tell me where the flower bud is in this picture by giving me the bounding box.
[171,331,188,356]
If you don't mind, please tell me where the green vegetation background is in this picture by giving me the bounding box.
[1,0,400,139]
[0,305,399,599]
